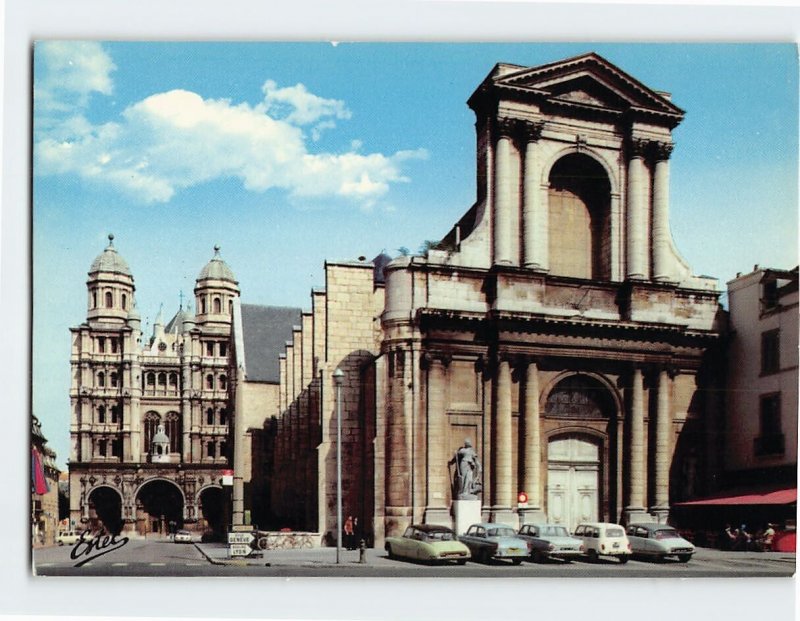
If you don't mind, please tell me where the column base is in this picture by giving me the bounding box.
[649,506,670,524]
[452,499,482,535]
[622,506,652,525]
[384,506,413,539]
[522,262,549,274]
[517,506,547,525]
[489,506,518,529]
[423,506,452,529]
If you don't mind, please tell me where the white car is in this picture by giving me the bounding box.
[174,530,193,543]
[574,522,631,563]
[56,530,94,546]
[626,523,695,562]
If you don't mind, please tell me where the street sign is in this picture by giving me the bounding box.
[228,532,254,545]
[229,544,251,557]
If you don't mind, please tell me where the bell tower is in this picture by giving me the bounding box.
[87,234,135,323]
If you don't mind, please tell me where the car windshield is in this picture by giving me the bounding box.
[541,526,569,537]
[653,528,679,540]
[605,528,624,537]
[488,528,516,537]
[427,531,454,541]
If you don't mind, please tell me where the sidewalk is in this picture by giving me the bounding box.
[194,542,386,567]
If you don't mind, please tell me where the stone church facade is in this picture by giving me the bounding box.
[266,53,726,544]
[68,239,239,537]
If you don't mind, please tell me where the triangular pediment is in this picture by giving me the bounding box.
[493,53,683,118]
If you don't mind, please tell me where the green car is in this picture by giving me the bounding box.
[385,524,471,564]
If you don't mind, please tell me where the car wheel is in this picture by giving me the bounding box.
[58,541,63,546]
[512,558,523,566]
[678,554,692,563]
[385,544,395,560]
[456,559,467,565]
[532,550,543,564]
[587,549,598,563]
[619,555,630,564]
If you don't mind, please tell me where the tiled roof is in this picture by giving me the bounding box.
[240,304,303,383]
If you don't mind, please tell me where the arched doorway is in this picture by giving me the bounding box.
[198,487,225,537]
[547,153,611,280]
[87,486,123,535]
[135,479,184,536]
[544,374,618,531]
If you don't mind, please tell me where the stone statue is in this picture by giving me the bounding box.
[449,439,482,499]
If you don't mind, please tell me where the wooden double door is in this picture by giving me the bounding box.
[547,435,599,532]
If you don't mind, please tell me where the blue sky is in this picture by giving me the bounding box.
[33,42,798,469]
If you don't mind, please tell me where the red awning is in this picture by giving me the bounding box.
[674,487,797,506]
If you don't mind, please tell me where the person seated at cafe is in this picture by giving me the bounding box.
[734,524,752,551]
[760,523,776,552]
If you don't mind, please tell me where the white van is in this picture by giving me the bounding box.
[574,522,631,563]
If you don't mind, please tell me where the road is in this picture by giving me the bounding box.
[33,537,795,578]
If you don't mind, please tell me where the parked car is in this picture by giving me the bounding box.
[574,522,631,563]
[459,522,529,564]
[56,530,95,546]
[517,523,585,563]
[626,523,694,562]
[385,524,471,564]
[174,530,193,544]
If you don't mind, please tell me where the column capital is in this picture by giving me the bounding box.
[652,141,674,162]
[494,116,518,140]
[521,121,545,143]
[628,137,650,158]
[420,351,451,370]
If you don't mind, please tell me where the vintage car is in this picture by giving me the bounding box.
[517,523,585,563]
[626,523,695,562]
[56,530,94,546]
[459,522,529,564]
[574,522,631,563]
[173,529,193,543]
[385,524,471,564]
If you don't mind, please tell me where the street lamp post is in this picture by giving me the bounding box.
[333,367,344,565]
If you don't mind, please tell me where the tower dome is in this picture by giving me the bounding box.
[86,234,135,324]
[89,234,132,277]
[198,246,237,283]
[194,246,240,328]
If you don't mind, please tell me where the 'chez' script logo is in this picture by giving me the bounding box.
[70,530,129,567]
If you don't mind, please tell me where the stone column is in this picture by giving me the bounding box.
[493,118,515,266]
[491,357,514,523]
[652,142,674,281]
[424,354,450,525]
[626,138,648,280]
[519,360,546,523]
[651,368,672,521]
[522,122,546,271]
[624,367,648,523]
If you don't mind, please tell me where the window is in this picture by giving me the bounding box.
[206,374,214,390]
[169,373,178,388]
[111,338,118,354]
[761,330,780,375]
[219,408,227,426]
[165,412,181,454]
[97,372,105,388]
[110,372,118,388]
[105,291,113,308]
[97,405,106,424]
[97,439,107,458]
[111,438,122,458]
[146,372,155,387]
[206,408,214,425]
[143,412,160,451]
[206,441,216,459]
[98,337,105,353]
[228,300,233,315]
[200,297,207,314]
[121,293,127,310]
[158,372,166,387]
[206,342,214,357]
[213,297,221,313]
[219,441,227,458]
[219,375,227,391]
[763,280,779,310]
[219,342,227,357]
[111,404,120,423]
[92,292,97,309]
[755,394,784,456]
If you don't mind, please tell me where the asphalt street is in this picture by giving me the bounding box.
[33,536,796,578]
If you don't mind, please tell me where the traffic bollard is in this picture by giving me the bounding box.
[359,539,366,564]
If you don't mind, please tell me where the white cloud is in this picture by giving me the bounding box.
[35,65,428,207]
[35,41,116,112]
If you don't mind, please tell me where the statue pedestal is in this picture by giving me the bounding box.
[453,499,482,535]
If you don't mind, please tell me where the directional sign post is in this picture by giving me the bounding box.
[229,543,251,557]
[228,532,255,545]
